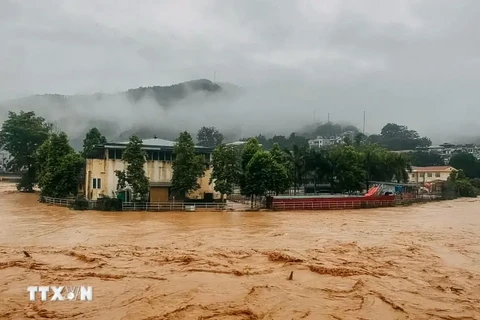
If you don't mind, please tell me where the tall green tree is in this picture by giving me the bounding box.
[408,151,444,167]
[0,111,51,191]
[115,136,149,201]
[244,150,272,201]
[329,146,365,193]
[283,144,308,194]
[386,152,412,183]
[239,137,263,196]
[197,126,224,147]
[171,131,206,198]
[305,148,330,192]
[37,132,84,198]
[270,143,293,186]
[210,144,239,201]
[449,153,480,178]
[82,127,107,157]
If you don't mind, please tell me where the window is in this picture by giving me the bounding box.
[435,172,440,177]
[92,178,101,189]
[420,173,425,177]
[412,174,415,178]
[108,149,122,160]
[427,173,432,177]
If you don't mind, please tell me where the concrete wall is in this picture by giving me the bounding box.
[410,171,451,184]
[85,154,219,200]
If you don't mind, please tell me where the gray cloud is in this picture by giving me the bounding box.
[1,0,479,144]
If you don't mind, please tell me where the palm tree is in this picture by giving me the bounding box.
[386,152,412,183]
[284,144,308,195]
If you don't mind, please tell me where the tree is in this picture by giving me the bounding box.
[210,144,239,201]
[171,131,206,198]
[115,136,149,202]
[360,144,389,189]
[449,153,480,178]
[305,148,330,192]
[239,138,262,196]
[82,127,107,157]
[270,143,293,187]
[328,146,365,193]
[0,111,51,191]
[244,151,272,200]
[197,126,224,148]
[369,123,431,151]
[386,152,412,183]
[447,169,477,198]
[37,132,84,198]
[283,144,308,194]
[408,151,444,167]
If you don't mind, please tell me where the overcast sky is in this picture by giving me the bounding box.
[1,0,480,141]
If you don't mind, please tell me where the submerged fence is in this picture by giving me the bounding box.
[42,197,226,211]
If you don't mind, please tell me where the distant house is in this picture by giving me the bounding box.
[410,166,457,184]
[84,137,220,202]
[415,143,480,164]
[308,131,355,149]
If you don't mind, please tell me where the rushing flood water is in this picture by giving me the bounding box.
[1,182,480,319]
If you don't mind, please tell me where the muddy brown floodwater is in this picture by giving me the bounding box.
[1,183,480,320]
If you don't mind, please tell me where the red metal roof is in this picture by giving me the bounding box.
[412,166,455,172]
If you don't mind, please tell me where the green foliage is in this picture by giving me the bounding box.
[95,195,123,211]
[243,150,290,197]
[408,151,444,167]
[368,123,431,151]
[0,111,51,191]
[283,144,308,193]
[328,145,365,193]
[197,126,224,147]
[171,131,206,197]
[37,132,85,198]
[453,180,477,198]
[72,196,89,210]
[255,132,308,150]
[210,144,239,199]
[115,136,149,202]
[449,153,480,178]
[446,169,477,198]
[82,127,107,158]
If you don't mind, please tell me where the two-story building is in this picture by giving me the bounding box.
[410,166,457,184]
[84,137,220,202]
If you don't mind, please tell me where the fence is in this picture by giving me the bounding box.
[272,200,395,210]
[43,197,75,207]
[42,197,226,211]
[121,201,227,211]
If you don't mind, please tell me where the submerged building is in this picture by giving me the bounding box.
[84,137,220,202]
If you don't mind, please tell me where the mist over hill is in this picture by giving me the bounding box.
[0,79,247,149]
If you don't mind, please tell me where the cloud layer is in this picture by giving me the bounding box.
[1,0,480,143]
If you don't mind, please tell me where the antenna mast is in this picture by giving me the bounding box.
[363,111,366,134]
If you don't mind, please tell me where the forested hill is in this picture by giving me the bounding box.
[3,79,223,109]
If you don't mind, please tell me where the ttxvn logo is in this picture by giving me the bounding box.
[27,286,93,301]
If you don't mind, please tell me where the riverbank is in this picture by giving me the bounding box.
[1,183,480,319]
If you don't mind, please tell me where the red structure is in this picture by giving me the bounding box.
[271,195,396,210]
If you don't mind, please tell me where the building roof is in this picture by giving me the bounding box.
[101,137,212,151]
[412,166,456,172]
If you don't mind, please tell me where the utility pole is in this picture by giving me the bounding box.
[363,111,366,134]
[327,113,330,123]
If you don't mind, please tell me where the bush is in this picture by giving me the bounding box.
[95,195,122,211]
[72,196,89,210]
[454,180,477,198]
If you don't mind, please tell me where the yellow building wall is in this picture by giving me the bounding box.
[410,171,452,184]
[85,157,219,200]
